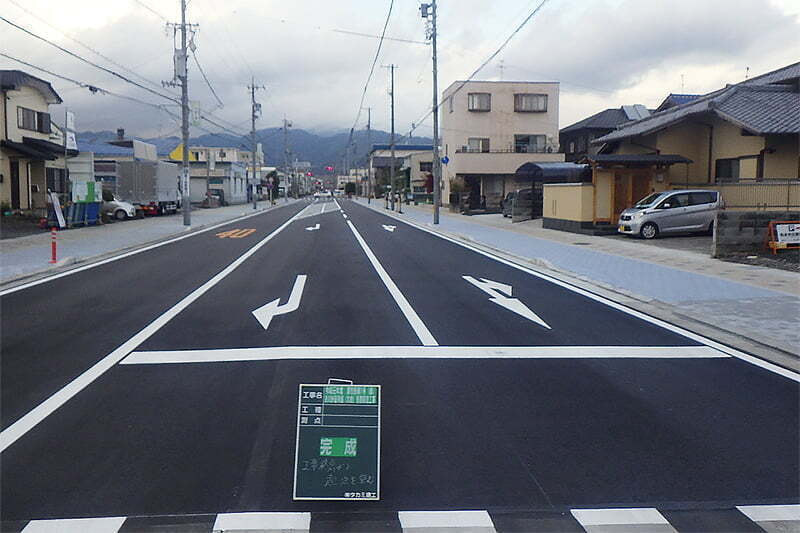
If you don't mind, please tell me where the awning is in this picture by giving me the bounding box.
[0,139,56,160]
[580,154,692,166]
[23,136,78,158]
[515,162,591,181]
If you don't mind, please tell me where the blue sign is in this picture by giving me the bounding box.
[441,156,449,165]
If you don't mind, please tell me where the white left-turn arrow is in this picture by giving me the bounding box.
[463,275,551,329]
[252,275,307,330]
[305,224,320,231]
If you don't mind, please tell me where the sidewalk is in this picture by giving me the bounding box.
[0,200,298,286]
[358,199,799,358]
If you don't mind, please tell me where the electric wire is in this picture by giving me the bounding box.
[0,15,181,105]
[405,0,551,138]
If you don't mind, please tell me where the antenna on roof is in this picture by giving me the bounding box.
[681,74,684,92]
[499,59,505,81]
[745,66,750,79]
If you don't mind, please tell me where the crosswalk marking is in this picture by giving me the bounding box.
[737,504,800,533]
[21,516,126,532]
[571,508,676,532]
[399,510,496,532]
[213,512,310,532]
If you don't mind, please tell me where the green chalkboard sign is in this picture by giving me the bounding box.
[293,384,381,500]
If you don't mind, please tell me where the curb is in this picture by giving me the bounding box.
[0,201,302,293]
[358,201,800,373]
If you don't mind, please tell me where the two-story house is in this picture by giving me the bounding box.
[440,80,564,210]
[0,70,70,213]
[559,105,651,162]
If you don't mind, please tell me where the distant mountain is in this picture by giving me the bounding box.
[76,128,432,172]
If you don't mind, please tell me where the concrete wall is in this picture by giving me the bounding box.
[713,210,800,257]
[543,182,593,221]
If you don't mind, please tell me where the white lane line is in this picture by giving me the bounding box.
[737,504,800,522]
[346,220,438,346]
[356,203,800,383]
[320,201,326,215]
[21,516,126,533]
[0,207,306,453]
[0,202,302,297]
[398,510,495,531]
[213,512,310,532]
[571,508,673,527]
[122,345,727,365]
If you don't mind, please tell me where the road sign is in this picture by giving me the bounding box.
[441,156,449,165]
[293,384,380,500]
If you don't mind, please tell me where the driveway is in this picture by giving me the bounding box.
[603,232,713,255]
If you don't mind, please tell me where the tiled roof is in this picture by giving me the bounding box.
[560,108,631,133]
[595,62,800,143]
[0,70,62,104]
[78,141,134,156]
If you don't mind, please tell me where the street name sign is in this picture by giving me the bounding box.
[293,384,381,500]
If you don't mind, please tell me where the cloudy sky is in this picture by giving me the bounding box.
[3,0,799,139]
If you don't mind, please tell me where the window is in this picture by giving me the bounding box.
[37,112,51,134]
[17,107,37,131]
[689,192,716,205]
[660,193,689,208]
[467,92,491,111]
[46,167,67,193]
[192,151,201,160]
[219,150,226,158]
[419,161,433,172]
[568,141,575,153]
[448,96,453,113]
[715,158,740,181]
[467,137,490,152]
[514,93,547,112]
[514,134,546,153]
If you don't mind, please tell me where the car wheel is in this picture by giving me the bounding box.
[114,209,127,221]
[640,222,658,239]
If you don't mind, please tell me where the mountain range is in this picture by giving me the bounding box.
[76,128,432,172]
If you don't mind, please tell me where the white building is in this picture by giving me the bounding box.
[440,80,564,209]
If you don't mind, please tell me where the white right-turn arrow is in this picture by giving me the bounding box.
[463,275,551,329]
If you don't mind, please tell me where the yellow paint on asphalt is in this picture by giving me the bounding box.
[216,229,257,239]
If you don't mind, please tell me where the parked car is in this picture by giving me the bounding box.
[501,191,516,217]
[102,190,136,220]
[618,189,722,239]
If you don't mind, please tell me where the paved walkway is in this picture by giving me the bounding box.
[358,199,799,356]
[0,200,299,285]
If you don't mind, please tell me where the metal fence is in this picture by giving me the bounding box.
[673,179,799,210]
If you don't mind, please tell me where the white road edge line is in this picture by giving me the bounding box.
[0,206,308,454]
[21,516,127,533]
[355,202,800,383]
[122,345,727,364]
[345,220,438,346]
[212,512,311,532]
[0,202,302,297]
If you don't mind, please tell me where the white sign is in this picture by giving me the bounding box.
[776,223,800,244]
[48,191,66,228]
[65,111,77,150]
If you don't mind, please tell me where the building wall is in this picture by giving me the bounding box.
[5,85,51,144]
[542,182,593,221]
[764,134,799,178]
[594,170,613,221]
[441,80,560,204]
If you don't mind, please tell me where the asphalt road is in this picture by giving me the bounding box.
[1,197,797,528]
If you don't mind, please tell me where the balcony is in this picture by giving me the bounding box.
[449,150,564,175]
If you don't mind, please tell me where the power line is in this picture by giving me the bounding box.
[192,50,224,108]
[6,0,178,100]
[405,0,551,138]
[132,0,169,21]
[0,15,181,105]
[344,0,395,163]
[0,52,174,113]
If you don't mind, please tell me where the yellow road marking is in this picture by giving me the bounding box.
[216,229,256,239]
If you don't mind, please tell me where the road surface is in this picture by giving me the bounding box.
[1,198,797,532]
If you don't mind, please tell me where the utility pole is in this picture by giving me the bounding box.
[164,1,197,225]
[422,2,441,224]
[180,0,191,225]
[249,78,264,210]
[383,64,397,212]
[283,118,293,199]
[366,106,371,203]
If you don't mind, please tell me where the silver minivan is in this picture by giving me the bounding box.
[618,189,722,239]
